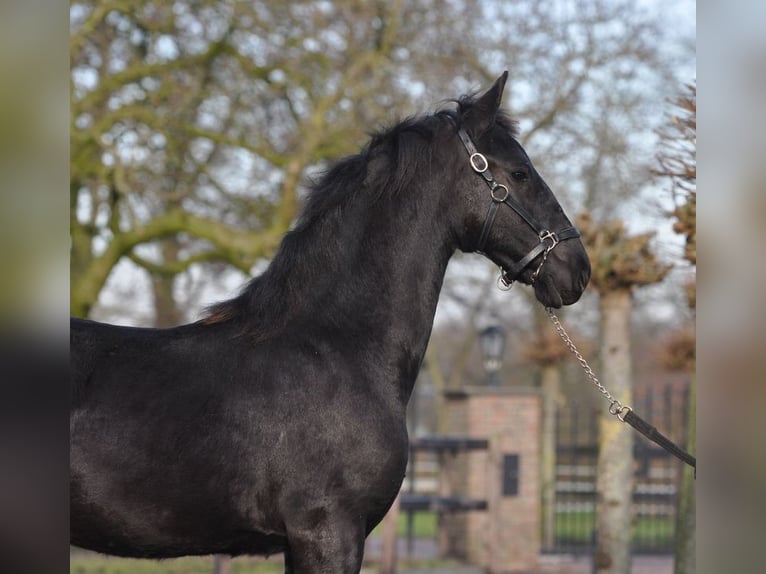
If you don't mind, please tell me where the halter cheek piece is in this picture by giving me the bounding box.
[455,127,581,289]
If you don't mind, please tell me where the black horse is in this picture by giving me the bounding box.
[70,73,590,572]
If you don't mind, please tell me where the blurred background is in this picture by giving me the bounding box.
[68,0,695,330]
[14,0,766,573]
[64,2,696,573]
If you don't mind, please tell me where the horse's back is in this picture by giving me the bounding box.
[70,317,213,405]
[71,318,116,399]
[71,317,115,406]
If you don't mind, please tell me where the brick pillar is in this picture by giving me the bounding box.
[442,386,541,573]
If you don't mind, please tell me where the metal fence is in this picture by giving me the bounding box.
[545,382,692,555]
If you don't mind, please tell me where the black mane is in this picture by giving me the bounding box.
[201,95,518,329]
[294,115,440,231]
[298,91,523,228]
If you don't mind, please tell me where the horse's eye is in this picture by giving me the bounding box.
[511,171,528,182]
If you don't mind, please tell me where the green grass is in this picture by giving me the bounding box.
[69,553,283,574]
[70,510,672,573]
[396,511,439,538]
[632,515,675,545]
[70,513,439,574]
[389,510,673,547]
[69,552,466,574]
[554,510,675,546]
[368,510,438,538]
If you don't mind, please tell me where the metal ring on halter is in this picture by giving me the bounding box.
[530,259,546,284]
[497,273,513,291]
[490,183,509,202]
[469,152,489,173]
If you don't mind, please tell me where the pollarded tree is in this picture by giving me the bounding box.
[576,211,671,574]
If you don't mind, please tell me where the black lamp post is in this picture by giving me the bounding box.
[478,323,506,386]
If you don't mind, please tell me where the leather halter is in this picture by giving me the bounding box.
[456,127,581,287]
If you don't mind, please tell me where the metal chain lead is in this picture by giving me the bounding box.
[545,307,631,421]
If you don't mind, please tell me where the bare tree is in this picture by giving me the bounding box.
[71,0,689,324]
[576,212,671,574]
[71,0,432,319]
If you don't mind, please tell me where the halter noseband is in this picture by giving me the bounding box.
[456,127,581,289]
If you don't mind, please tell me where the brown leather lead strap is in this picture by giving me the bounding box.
[622,409,696,472]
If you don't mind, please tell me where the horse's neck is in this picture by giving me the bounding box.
[260,185,453,397]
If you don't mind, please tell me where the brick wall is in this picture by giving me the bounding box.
[443,386,541,573]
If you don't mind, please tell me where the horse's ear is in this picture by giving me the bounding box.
[463,71,508,138]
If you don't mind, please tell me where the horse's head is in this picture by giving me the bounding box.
[444,72,590,308]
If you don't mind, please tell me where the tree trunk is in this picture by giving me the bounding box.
[673,377,695,574]
[594,290,634,574]
[212,555,231,574]
[151,272,182,327]
[150,238,183,328]
[540,364,560,550]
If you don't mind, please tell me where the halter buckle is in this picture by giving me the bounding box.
[469,152,489,173]
[539,230,559,250]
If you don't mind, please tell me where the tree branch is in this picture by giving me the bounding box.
[71,209,284,317]
[128,248,252,276]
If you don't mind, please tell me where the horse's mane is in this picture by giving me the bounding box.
[200,93,518,330]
